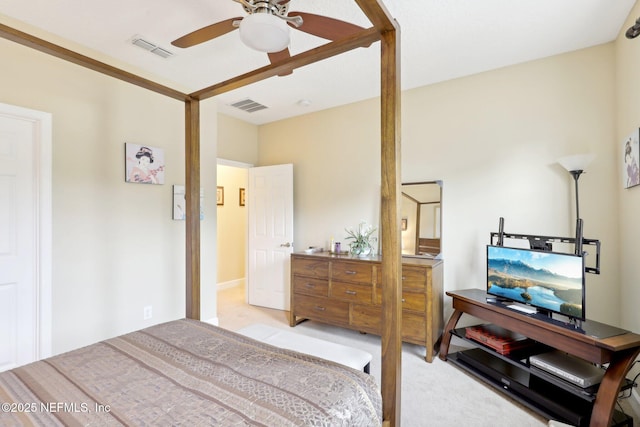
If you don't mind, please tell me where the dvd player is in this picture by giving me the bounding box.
[529,351,605,388]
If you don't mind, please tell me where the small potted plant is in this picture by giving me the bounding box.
[345,221,377,257]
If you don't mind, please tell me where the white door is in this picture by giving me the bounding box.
[247,164,293,310]
[0,103,52,372]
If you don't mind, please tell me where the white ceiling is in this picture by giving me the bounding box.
[0,0,636,125]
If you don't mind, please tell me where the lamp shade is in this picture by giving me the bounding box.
[239,13,290,53]
[557,154,595,172]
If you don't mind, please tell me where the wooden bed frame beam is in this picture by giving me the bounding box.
[191,27,381,100]
[0,1,403,423]
[0,23,189,102]
[356,0,397,32]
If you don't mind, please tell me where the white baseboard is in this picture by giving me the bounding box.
[203,317,219,326]
[217,279,244,290]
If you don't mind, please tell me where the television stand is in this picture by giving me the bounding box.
[440,289,640,427]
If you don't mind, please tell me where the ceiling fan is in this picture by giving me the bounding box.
[171,0,370,75]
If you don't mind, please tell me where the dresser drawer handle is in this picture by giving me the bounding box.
[402,298,406,302]
[314,305,326,311]
[402,276,406,280]
[305,283,315,288]
[345,290,357,296]
[344,270,357,275]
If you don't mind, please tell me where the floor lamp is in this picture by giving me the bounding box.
[557,154,595,255]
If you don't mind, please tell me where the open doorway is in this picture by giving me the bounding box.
[216,160,286,329]
[216,160,250,307]
[216,160,295,329]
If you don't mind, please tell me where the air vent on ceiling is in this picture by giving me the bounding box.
[131,36,174,59]
[230,98,268,113]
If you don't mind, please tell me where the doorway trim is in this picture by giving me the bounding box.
[0,102,52,360]
[217,158,254,168]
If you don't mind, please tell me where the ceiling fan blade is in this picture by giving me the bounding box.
[171,17,242,48]
[268,48,293,76]
[288,12,366,41]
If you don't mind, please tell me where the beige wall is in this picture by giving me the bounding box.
[217,114,259,165]
[616,3,640,333]
[0,36,219,354]
[259,43,621,326]
[259,102,382,253]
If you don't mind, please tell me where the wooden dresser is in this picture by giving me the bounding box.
[289,252,444,362]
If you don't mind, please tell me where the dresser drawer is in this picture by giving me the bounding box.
[294,295,349,324]
[401,266,427,290]
[292,276,329,297]
[292,258,329,279]
[374,289,425,312]
[401,292,426,312]
[350,304,426,342]
[402,312,427,342]
[330,281,373,304]
[350,304,382,332]
[331,261,373,284]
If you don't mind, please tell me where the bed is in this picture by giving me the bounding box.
[0,319,382,426]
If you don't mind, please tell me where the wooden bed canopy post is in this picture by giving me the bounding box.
[356,1,402,423]
[185,97,201,320]
[378,23,402,427]
[339,2,400,425]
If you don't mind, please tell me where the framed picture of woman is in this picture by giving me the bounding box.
[125,143,165,185]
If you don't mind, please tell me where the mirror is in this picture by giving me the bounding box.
[401,181,442,258]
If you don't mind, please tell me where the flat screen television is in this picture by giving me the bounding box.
[486,245,586,320]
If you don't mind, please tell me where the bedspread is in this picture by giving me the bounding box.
[0,319,382,426]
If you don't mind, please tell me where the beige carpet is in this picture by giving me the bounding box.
[217,285,637,427]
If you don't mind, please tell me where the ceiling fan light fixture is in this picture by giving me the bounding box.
[239,13,290,53]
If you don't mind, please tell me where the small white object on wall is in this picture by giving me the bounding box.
[623,128,640,189]
[173,185,204,220]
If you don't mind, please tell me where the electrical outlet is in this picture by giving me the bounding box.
[143,306,152,320]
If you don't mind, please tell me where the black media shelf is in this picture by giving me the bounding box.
[448,326,634,427]
[449,350,591,426]
[451,327,551,368]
